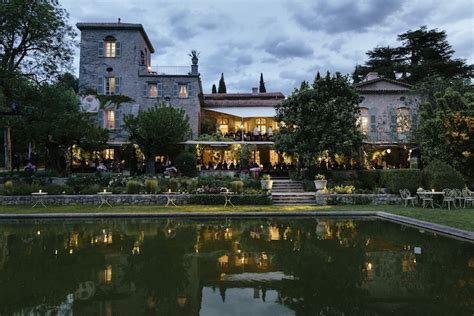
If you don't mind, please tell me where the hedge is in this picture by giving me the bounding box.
[380,169,422,194]
[356,170,381,190]
[422,160,464,190]
[189,194,272,205]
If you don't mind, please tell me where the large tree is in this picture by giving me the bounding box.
[0,0,76,169]
[123,104,191,174]
[218,73,227,93]
[414,77,474,177]
[354,26,473,84]
[274,72,362,167]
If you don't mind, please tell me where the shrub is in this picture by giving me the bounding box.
[422,160,464,190]
[79,184,102,195]
[186,178,199,193]
[168,178,179,192]
[175,151,197,177]
[243,178,260,190]
[356,170,380,190]
[262,174,271,180]
[45,184,73,195]
[126,181,142,194]
[4,180,13,195]
[315,174,326,180]
[329,185,356,194]
[144,179,159,194]
[231,181,244,194]
[380,169,421,194]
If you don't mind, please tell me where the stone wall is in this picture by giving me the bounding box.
[314,194,401,205]
[0,193,401,206]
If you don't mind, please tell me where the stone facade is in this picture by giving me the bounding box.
[354,75,419,145]
[77,22,202,143]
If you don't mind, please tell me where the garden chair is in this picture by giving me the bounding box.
[399,189,416,207]
[453,189,463,208]
[442,189,456,210]
[462,188,474,208]
[419,190,434,209]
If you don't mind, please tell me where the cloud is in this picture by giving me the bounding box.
[262,36,314,59]
[293,0,406,34]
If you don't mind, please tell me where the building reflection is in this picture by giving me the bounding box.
[0,218,472,315]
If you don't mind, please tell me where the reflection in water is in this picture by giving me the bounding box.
[0,218,472,315]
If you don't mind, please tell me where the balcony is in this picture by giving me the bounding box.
[140,65,191,76]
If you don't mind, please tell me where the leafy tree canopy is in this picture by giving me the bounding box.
[353,26,473,84]
[414,77,474,177]
[0,0,76,81]
[123,104,191,174]
[274,72,363,167]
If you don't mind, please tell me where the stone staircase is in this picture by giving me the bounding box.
[271,179,316,205]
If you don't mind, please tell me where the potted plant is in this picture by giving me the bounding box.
[314,174,327,193]
[189,50,200,65]
[260,174,273,191]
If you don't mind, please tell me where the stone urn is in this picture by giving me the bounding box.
[314,180,327,193]
[261,179,273,191]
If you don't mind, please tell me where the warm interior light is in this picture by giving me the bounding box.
[386,149,391,154]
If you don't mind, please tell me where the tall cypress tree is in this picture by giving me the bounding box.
[212,84,217,94]
[218,73,227,93]
[259,73,266,93]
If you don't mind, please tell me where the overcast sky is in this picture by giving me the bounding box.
[62,0,474,95]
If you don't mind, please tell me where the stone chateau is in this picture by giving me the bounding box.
[77,21,419,170]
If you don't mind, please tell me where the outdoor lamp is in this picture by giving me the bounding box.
[386,149,391,154]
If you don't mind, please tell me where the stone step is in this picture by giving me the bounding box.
[273,201,317,205]
[272,196,315,201]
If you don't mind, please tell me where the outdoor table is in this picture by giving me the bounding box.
[220,191,236,207]
[31,191,48,208]
[164,192,179,206]
[97,191,113,208]
[417,191,445,208]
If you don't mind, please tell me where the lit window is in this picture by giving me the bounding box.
[218,118,229,135]
[396,107,410,133]
[149,84,158,98]
[179,84,188,98]
[105,77,115,95]
[106,110,115,129]
[104,265,112,283]
[104,149,114,160]
[105,41,116,57]
[256,118,267,134]
[358,108,369,134]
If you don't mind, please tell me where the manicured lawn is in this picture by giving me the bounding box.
[1,204,473,232]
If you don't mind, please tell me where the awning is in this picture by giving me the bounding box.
[203,107,276,118]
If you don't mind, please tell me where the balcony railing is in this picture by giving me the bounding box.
[140,66,191,76]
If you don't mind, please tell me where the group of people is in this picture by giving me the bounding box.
[11,152,40,173]
[221,126,274,141]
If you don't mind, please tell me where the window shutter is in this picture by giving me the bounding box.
[370,115,376,132]
[98,41,104,57]
[115,77,121,95]
[97,110,104,128]
[115,41,121,57]
[97,77,104,95]
[143,83,148,97]
[173,82,178,97]
[157,82,163,97]
[114,110,121,129]
[187,83,193,97]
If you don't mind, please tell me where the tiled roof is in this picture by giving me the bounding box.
[203,92,285,108]
[353,77,413,89]
[76,22,155,53]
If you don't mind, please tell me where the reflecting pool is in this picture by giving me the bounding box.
[0,217,472,315]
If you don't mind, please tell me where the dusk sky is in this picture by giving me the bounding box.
[63,0,474,95]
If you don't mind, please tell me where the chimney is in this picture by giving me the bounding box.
[118,18,121,23]
[367,72,379,81]
[252,87,258,94]
[191,64,198,75]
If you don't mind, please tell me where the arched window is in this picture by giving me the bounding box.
[98,36,121,58]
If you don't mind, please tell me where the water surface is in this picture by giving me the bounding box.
[0,217,472,315]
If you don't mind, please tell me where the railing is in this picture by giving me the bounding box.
[141,66,191,76]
